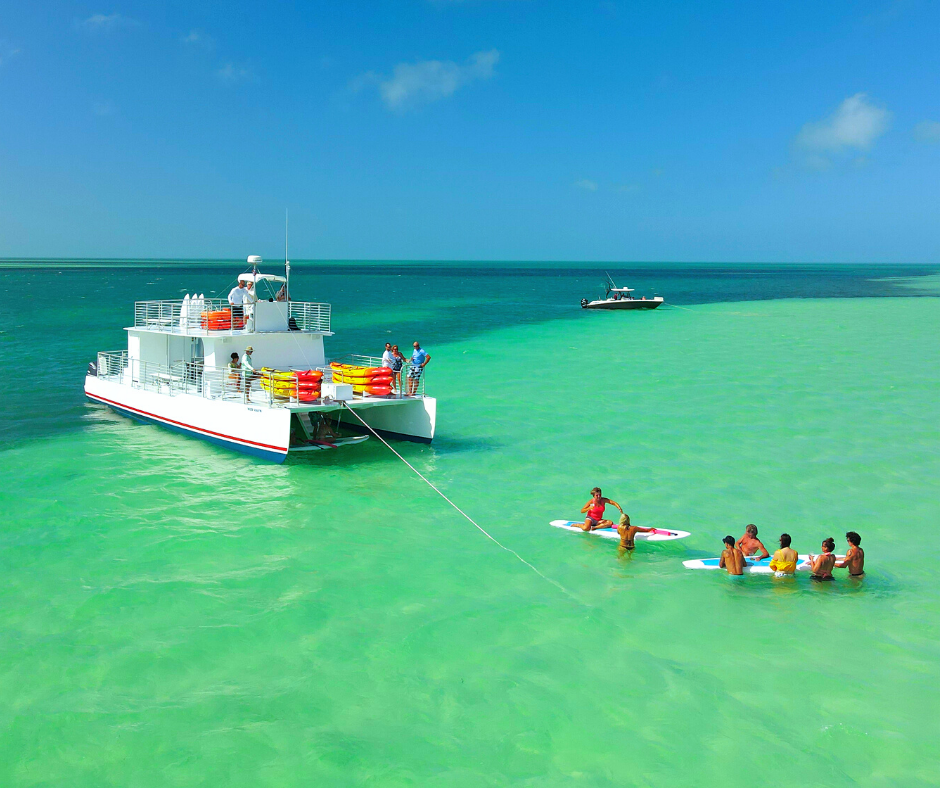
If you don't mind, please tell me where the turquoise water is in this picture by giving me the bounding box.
[3,263,940,785]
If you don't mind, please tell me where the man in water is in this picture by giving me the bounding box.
[835,531,865,577]
[808,537,837,581]
[769,533,799,577]
[719,535,747,575]
[736,524,770,561]
[578,487,624,531]
[617,513,656,551]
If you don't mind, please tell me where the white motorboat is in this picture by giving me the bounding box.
[581,276,664,310]
[84,255,436,463]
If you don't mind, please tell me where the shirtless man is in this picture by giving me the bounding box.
[835,531,865,577]
[808,537,837,581]
[719,535,747,576]
[769,533,799,577]
[736,524,770,561]
[617,513,656,551]
[578,487,624,531]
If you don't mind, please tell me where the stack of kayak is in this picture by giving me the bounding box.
[200,308,246,330]
[329,363,394,396]
[260,368,323,402]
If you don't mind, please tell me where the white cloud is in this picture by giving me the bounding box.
[358,49,499,111]
[795,93,891,153]
[574,179,598,191]
[78,13,140,33]
[913,120,940,144]
[181,30,214,48]
[217,63,254,82]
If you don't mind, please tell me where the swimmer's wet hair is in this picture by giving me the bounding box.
[822,537,835,552]
[846,531,861,546]
[723,535,735,546]
[780,533,792,548]
[746,524,758,536]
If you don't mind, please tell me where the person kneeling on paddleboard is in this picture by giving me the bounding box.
[578,487,623,531]
[617,513,656,551]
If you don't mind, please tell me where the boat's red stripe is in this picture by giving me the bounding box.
[87,392,288,453]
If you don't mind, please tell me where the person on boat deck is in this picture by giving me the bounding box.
[578,487,624,531]
[382,343,394,369]
[228,278,250,320]
[719,535,747,575]
[390,345,405,392]
[769,533,799,577]
[227,352,242,391]
[835,531,865,577]
[241,346,258,386]
[617,513,656,551]
[407,341,431,395]
[736,524,770,560]
[808,537,837,581]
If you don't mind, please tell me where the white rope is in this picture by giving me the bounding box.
[341,403,580,601]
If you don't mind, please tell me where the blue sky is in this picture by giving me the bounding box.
[1,0,938,262]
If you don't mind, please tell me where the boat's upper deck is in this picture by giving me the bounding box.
[133,297,331,336]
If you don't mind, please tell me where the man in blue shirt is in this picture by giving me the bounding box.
[407,341,430,395]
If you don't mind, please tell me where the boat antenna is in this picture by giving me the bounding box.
[285,209,290,301]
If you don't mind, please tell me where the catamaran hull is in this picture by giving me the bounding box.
[85,376,438,461]
[85,375,292,462]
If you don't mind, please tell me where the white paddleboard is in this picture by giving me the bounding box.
[683,554,846,574]
[550,520,690,541]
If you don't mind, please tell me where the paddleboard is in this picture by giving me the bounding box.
[550,520,690,541]
[683,554,846,574]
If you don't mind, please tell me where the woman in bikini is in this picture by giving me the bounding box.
[578,487,624,531]
[808,537,837,581]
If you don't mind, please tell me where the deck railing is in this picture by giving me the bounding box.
[92,350,427,407]
[133,298,331,335]
[332,354,426,398]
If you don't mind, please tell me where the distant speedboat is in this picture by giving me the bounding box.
[581,275,664,310]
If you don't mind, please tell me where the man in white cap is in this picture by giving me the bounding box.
[241,346,257,387]
[228,278,250,322]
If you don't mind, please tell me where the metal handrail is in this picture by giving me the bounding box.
[92,349,426,406]
[133,298,332,335]
[331,354,426,398]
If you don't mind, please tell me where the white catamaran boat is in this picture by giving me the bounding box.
[581,275,664,310]
[84,256,436,462]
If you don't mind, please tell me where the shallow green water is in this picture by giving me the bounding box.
[2,265,940,786]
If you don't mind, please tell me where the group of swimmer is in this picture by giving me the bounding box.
[720,524,864,579]
[578,488,866,578]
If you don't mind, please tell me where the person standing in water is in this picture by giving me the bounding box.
[769,533,799,577]
[578,487,624,531]
[835,531,865,577]
[719,535,747,575]
[617,513,656,551]
[808,537,837,581]
[736,524,770,561]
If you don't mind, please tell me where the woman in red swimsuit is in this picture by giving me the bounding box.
[579,487,624,531]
